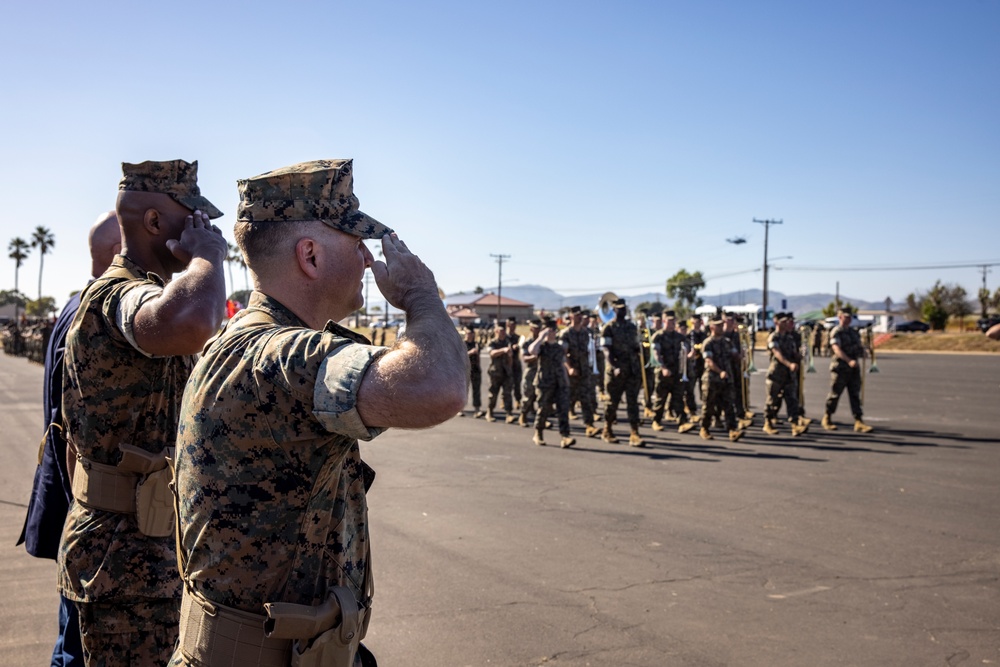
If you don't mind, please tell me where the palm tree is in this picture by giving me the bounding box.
[31,226,55,300]
[8,237,30,325]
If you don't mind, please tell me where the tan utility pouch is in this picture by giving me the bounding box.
[180,587,291,667]
[265,587,365,667]
[72,445,175,537]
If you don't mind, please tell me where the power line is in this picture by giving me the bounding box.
[773,260,1000,272]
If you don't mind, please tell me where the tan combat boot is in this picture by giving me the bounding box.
[729,429,744,442]
[602,424,619,444]
[560,436,576,448]
[854,419,873,433]
[518,412,527,427]
[473,410,485,419]
[505,414,518,424]
[821,413,837,430]
[762,419,779,435]
[678,421,696,434]
[700,426,714,441]
[651,420,665,431]
[738,417,754,430]
[792,417,809,436]
[584,425,601,438]
[629,428,645,448]
[485,410,496,423]
[532,431,546,446]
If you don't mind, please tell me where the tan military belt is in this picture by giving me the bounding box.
[180,588,291,667]
[71,457,139,514]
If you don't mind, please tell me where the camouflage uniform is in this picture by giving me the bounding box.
[519,332,539,424]
[650,329,690,427]
[559,325,596,428]
[59,255,191,666]
[601,318,642,429]
[486,335,515,416]
[723,327,747,418]
[169,292,385,666]
[700,333,739,432]
[534,339,572,439]
[826,325,866,420]
[466,337,482,413]
[589,320,606,396]
[765,329,801,422]
[687,325,708,408]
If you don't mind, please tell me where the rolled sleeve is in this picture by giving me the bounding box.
[313,343,389,441]
[115,283,164,358]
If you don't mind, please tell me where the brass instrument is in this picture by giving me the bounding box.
[680,341,689,383]
[866,326,880,374]
[597,291,619,324]
[738,324,753,416]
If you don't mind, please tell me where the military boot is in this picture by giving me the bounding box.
[532,431,546,446]
[678,421,696,434]
[729,429,745,442]
[738,417,754,430]
[792,417,810,436]
[854,419,873,433]
[651,420,665,432]
[473,410,485,419]
[821,413,837,430]
[762,419,779,435]
[518,412,527,427]
[601,424,619,444]
[505,414,518,424]
[700,426,714,441]
[485,410,496,423]
[560,436,576,448]
[629,428,645,448]
[799,415,813,427]
[584,425,601,438]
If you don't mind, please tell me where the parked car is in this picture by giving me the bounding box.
[977,315,1000,333]
[894,320,930,333]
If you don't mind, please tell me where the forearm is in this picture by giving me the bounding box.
[136,258,226,355]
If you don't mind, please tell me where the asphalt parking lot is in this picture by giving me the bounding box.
[2,350,998,666]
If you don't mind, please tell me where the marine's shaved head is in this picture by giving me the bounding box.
[88,210,121,278]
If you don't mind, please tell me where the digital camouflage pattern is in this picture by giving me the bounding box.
[700,333,738,431]
[59,255,189,604]
[236,159,392,239]
[601,318,642,428]
[79,598,179,667]
[119,159,223,219]
[765,329,801,421]
[533,341,571,437]
[486,335,514,414]
[559,325,596,426]
[466,338,482,411]
[826,325,865,419]
[173,291,385,620]
[650,330,688,425]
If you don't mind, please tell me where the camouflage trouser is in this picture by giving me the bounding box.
[487,369,513,413]
[78,597,179,667]
[511,359,523,403]
[568,372,595,426]
[765,366,800,421]
[469,367,482,410]
[521,363,538,418]
[535,383,571,437]
[652,371,687,424]
[825,362,863,419]
[701,376,738,432]
[605,370,641,429]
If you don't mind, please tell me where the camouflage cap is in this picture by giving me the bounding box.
[236,159,391,239]
[119,159,223,219]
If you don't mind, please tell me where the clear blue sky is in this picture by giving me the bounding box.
[3,0,998,312]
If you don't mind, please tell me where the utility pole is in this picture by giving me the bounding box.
[752,218,782,328]
[491,253,510,323]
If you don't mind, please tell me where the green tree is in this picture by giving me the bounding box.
[944,284,972,330]
[821,299,853,318]
[8,237,30,325]
[635,300,667,316]
[921,281,949,330]
[25,296,56,318]
[31,226,55,300]
[474,286,484,294]
[978,287,991,319]
[0,289,28,308]
[665,269,705,319]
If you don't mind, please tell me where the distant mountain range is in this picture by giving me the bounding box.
[446,285,893,316]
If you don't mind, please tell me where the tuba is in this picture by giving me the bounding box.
[597,292,619,324]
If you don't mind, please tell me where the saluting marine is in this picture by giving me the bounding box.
[528,318,576,448]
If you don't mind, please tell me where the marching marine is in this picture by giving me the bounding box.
[700,316,745,442]
[762,313,809,436]
[600,298,645,447]
[559,306,601,438]
[650,311,696,434]
[823,306,874,432]
[486,323,517,423]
